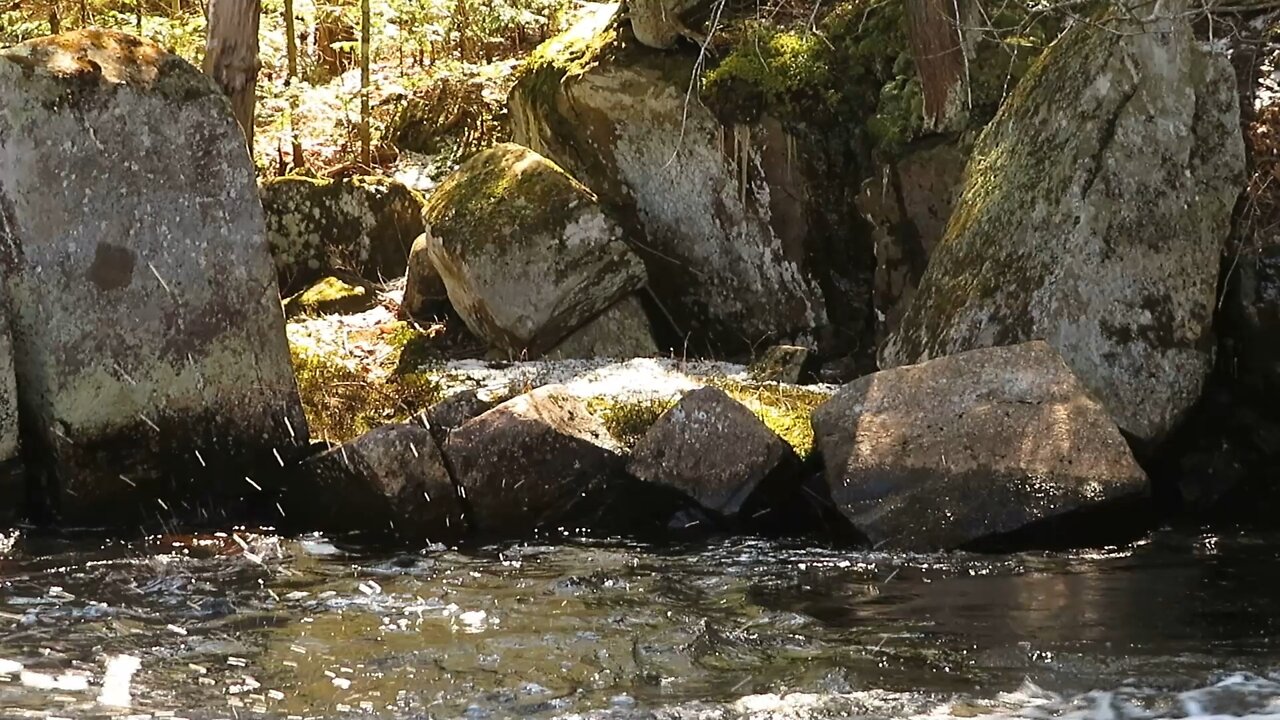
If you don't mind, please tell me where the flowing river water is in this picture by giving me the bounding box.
[0,528,1278,719]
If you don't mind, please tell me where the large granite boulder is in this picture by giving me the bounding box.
[628,387,798,520]
[881,8,1246,441]
[0,30,309,524]
[509,9,835,356]
[423,143,647,357]
[286,424,466,540]
[261,174,425,293]
[812,342,1149,551]
[442,384,627,535]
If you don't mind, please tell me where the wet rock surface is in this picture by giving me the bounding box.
[813,342,1150,551]
[442,384,627,535]
[287,424,466,541]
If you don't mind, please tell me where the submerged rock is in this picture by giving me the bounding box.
[628,387,798,520]
[287,424,466,540]
[442,384,626,535]
[881,10,1245,441]
[424,143,647,357]
[261,174,425,293]
[509,10,831,355]
[0,30,308,524]
[813,342,1149,551]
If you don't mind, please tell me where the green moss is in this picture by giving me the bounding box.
[518,4,621,84]
[423,143,590,253]
[700,1,908,148]
[585,395,678,449]
[283,275,377,318]
[391,326,448,375]
[705,379,829,457]
[700,0,1054,159]
[290,343,445,444]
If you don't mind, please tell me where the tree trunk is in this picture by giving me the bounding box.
[78,0,88,27]
[359,0,371,167]
[49,2,61,34]
[905,0,970,131]
[204,0,262,153]
[283,0,304,169]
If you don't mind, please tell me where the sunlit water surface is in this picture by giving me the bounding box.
[1,529,1278,719]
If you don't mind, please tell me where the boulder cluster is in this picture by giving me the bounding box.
[0,0,1267,552]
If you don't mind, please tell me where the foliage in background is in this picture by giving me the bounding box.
[0,0,573,175]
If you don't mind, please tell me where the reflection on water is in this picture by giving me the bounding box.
[1,529,1279,718]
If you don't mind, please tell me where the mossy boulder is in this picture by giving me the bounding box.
[261,174,426,293]
[0,29,308,525]
[881,9,1246,442]
[284,275,379,318]
[509,9,830,357]
[814,342,1150,552]
[423,143,647,357]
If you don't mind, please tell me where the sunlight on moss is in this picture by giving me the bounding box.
[585,395,677,449]
[705,379,830,457]
[290,342,444,444]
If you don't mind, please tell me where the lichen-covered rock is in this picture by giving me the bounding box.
[813,342,1150,551]
[545,294,658,359]
[442,384,626,535]
[881,9,1246,441]
[509,10,830,355]
[0,30,309,524]
[628,387,798,518]
[261,174,426,293]
[286,424,466,540]
[400,233,451,321]
[284,274,379,318]
[425,143,647,357]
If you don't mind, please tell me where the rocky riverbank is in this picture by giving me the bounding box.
[0,1,1276,551]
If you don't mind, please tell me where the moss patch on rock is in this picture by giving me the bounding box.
[706,379,831,457]
[423,143,598,256]
[283,275,379,318]
[699,0,1052,158]
[585,395,678,448]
